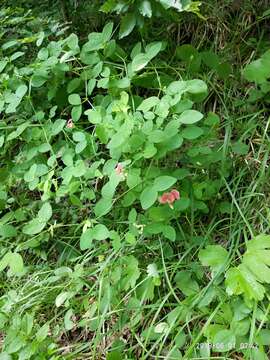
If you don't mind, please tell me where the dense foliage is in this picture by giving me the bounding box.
[1,1,270,359]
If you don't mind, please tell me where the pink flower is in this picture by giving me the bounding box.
[66,119,74,128]
[115,163,123,175]
[159,189,180,209]
[171,189,180,200]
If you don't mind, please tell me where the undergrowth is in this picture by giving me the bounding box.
[0,1,270,359]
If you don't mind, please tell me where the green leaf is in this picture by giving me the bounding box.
[85,109,101,124]
[38,143,51,153]
[16,84,28,98]
[147,263,160,283]
[174,197,190,211]
[119,13,136,39]
[107,121,133,149]
[2,39,18,50]
[0,136,4,148]
[163,225,176,241]
[96,124,108,143]
[217,62,232,79]
[256,329,270,346]
[201,50,220,70]
[6,100,20,117]
[106,351,123,360]
[145,42,163,60]
[132,53,150,72]
[186,79,208,95]
[55,292,70,307]
[0,59,8,73]
[80,229,93,250]
[243,234,270,283]
[9,253,24,275]
[71,105,82,121]
[0,253,12,272]
[93,224,110,240]
[0,224,17,238]
[212,330,236,352]
[32,72,48,87]
[176,44,198,62]
[94,198,113,217]
[225,234,270,301]
[166,80,187,96]
[24,164,37,182]
[73,131,86,142]
[36,323,50,342]
[155,99,169,118]
[66,33,78,50]
[160,0,184,11]
[111,231,121,251]
[11,52,26,63]
[115,77,130,89]
[226,265,265,301]
[22,313,34,335]
[0,252,24,276]
[36,31,45,46]
[140,186,158,209]
[164,120,180,138]
[51,119,66,135]
[249,348,268,360]
[6,122,29,141]
[197,287,217,308]
[102,22,114,42]
[148,207,171,222]
[122,255,140,290]
[145,223,164,235]
[153,176,177,191]
[68,94,81,105]
[101,175,121,198]
[154,322,169,334]
[87,79,96,96]
[100,0,116,12]
[38,48,49,60]
[182,125,203,139]
[125,232,136,245]
[67,78,81,93]
[138,96,159,112]
[204,112,220,126]
[139,0,152,17]
[178,110,203,124]
[176,44,201,72]
[232,142,249,155]
[149,129,165,143]
[84,33,104,52]
[75,141,87,154]
[38,202,52,222]
[131,42,142,59]
[127,169,141,188]
[175,271,200,296]
[143,143,157,158]
[22,219,46,235]
[243,51,270,84]
[64,309,75,330]
[199,245,228,273]
[231,318,250,336]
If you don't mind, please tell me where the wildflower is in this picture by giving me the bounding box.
[66,118,74,128]
[159,189,180,209]
[115,163,123,175]
[170,189,180,200]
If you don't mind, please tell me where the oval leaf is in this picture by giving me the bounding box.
[119,13,136,39]
[153,176,177,191]
[140,186,158,210]
[178,110,203,124]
